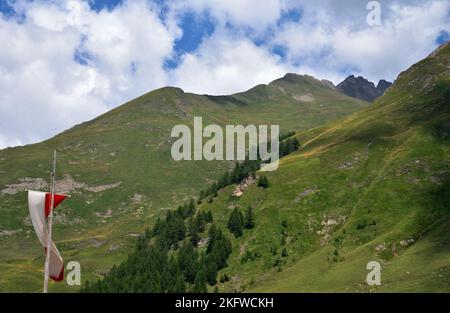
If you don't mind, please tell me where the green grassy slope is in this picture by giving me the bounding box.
[0,74,368,292]
[197,43,450,292]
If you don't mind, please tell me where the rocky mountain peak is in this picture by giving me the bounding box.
[336,75,391,102]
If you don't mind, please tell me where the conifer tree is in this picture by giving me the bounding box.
[206,224,218,254]
[205,210,213,223]
[227,208,244,237]
[191,227,200,247]
[244,206,255,229]
[192,270,208,293]
[188,198,196,216]
[195,212,206,232]
[152,217,163,237]
[257,175,269,188]
[205,258,218,285]
[178,241,198,284]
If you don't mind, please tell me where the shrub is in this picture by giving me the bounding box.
[257,176,269,188]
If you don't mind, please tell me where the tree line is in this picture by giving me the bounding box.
[81,131,299,293]
[198,132,299,203]
[81,199,231,293]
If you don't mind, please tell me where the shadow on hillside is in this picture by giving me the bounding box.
[402,80,450,143]
[425,174,450,214]
[205,95,248,106]
[412,174,450,251]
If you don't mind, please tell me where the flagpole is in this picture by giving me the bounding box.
[43,150,56,293]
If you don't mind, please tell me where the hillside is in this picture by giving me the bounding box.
[196,42,450,292]
[0,73,368,292]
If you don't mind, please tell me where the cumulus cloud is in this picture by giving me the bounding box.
[272,0,450,83]
[0,0,178,148]
[169,0,284,32]
[170,30,290,95]
[0,0,448,148]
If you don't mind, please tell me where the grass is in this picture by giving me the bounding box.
[194,44,450,293]
[1,43,448,292]
[0,74,368,292]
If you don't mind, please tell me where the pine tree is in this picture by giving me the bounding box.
[136,234,146,251]
[168,256,186,293]
[178,241,198,284]
[144,227,151,240]
[205,210,213,223]
[166,211,186,247]
[244,206,255,229]
[227,208,244,237]
[176,205,185,218]
[152,217,163,237]
[188,198,196,216]
[218,171,230,189]
[195,212,205,232]
[206,224,218,254]
[172,274,186,293]
[291,138,300,152]
[155,229,168,252]
[191,227,200,247]
[257,175,269,188]
[204,255,218,285]
[192,270,208,293]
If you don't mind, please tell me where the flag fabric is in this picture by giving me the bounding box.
[28,190,67,281]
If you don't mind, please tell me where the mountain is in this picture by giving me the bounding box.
[77,42,449,293]
[1,41,448,292]
[88,42,449,293]
[376,79,392,93]
[195,42,449,292]
[0,73,368,292]
[336,75,392,102]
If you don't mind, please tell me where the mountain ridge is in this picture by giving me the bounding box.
[0,65,369,292]
[194,41,449,292]
[0,71,380,152]
[0,42,447,292]
[336,75,392,102]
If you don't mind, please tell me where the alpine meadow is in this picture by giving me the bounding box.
[0,40,449,293]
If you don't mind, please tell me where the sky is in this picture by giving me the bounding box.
[0,0,449,148]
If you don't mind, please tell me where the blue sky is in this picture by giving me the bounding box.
[165,9,216,69]
[1,1,448,78]
[0,1,15,17]
[0,0,449,148]
[85,0,295,69]
[88,0,123,12]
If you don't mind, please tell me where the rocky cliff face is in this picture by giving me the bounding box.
[336,75,392,102]
[376,79,392,93]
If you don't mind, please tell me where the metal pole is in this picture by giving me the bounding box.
[43,150,56,293]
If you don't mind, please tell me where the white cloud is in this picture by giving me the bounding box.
[330,1,449,82]
[271,0,450,84]
[169,0,284,32]
[170,31,290,95]
[0,0,178,148]
[0,0,448,148]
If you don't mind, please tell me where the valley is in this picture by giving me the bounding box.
[0,42,449,293]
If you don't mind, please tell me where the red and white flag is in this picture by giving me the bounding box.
[28,190,67,281]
